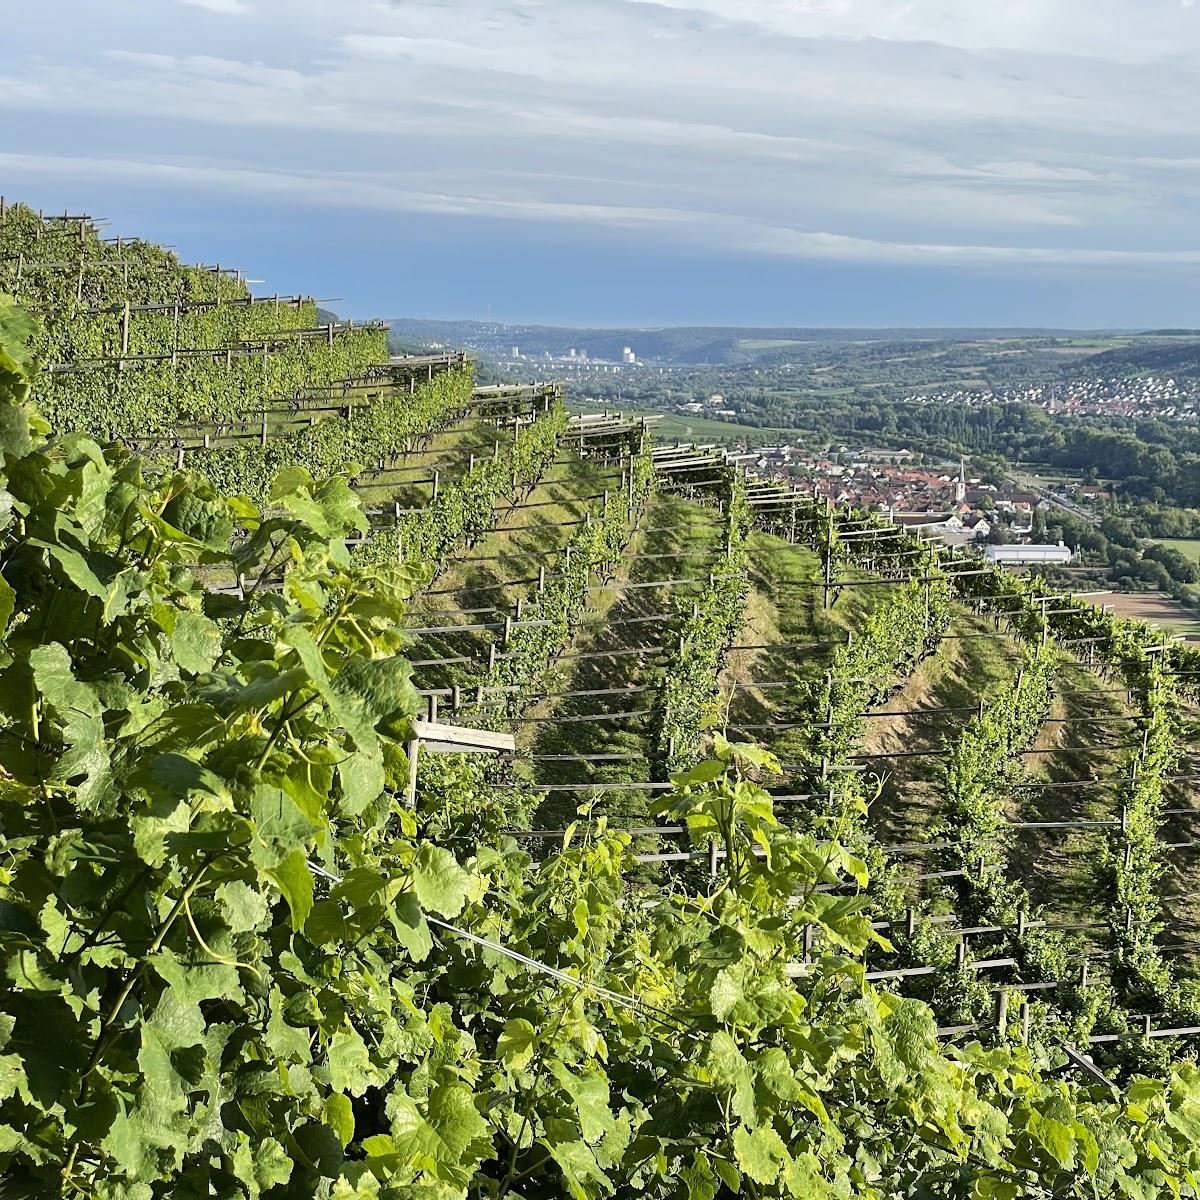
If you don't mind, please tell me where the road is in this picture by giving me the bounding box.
[1009,472,1101,527]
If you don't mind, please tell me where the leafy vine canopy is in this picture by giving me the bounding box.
[5,293,1200,1198]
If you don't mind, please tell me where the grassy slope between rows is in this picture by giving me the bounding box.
[403,445,622,695]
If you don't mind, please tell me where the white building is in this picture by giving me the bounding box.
[984,544,1074,567]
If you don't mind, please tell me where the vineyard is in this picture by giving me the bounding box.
[4,201,1200,1198]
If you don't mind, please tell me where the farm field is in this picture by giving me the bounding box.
[6,201,1200,1198]
[1083,589,1200,640]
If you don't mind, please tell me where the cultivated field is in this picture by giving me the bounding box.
[1084,589,1200,639]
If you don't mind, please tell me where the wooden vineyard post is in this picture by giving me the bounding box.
[405,736,421,808]
[120,301,131,356]
[822,507,834,609]
[996,988,1010,1039]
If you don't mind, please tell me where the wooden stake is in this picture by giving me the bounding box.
[405,738,420,807]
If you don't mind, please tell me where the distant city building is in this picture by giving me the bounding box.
[622,347,636,364]
[511,346,520,359]
[569,348,577,359]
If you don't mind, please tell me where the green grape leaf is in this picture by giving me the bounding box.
[544,1138,613,1200]
[412,845,470,918]
[263,848,314,929]
[170,611,222,675]
[392,892,433,961]
[327,1028,374,1097]
[324,1093,355,1149]
[250,784,322,869]
[709,968,742,1020]
[497,1018,538,1071]
[733,1123,788,1185]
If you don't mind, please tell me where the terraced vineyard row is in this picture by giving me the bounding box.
[393,430,1200,1074]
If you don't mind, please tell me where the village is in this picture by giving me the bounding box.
[903,375,1199,421]
[727,443,1079,565]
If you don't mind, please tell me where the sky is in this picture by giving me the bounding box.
[3,0,1200,327]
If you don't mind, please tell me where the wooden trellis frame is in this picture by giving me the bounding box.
[403,718,515,807]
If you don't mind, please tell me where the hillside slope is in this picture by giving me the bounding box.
[5,201,1200,1199]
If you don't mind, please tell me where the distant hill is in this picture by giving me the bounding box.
[1083,339,1200,376]
[387,318,1115,366]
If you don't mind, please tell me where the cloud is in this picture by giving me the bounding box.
[628,0,1199,64]
[750,227,1200,268]
[4,149,1196,272]
[0,151,703,230]
[2,0,1200,288]
[178,0,250,13]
